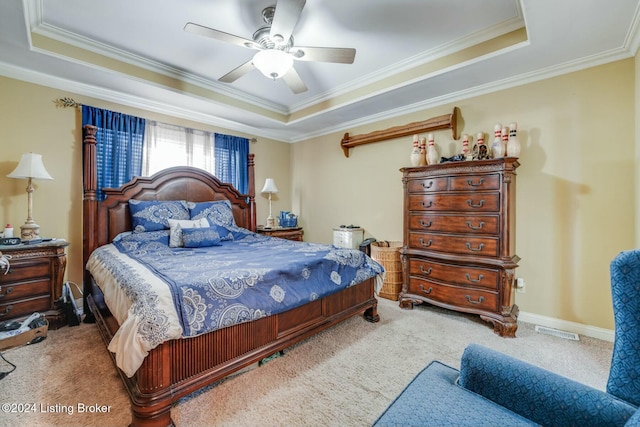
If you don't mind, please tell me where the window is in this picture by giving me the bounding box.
[142,121,214,176]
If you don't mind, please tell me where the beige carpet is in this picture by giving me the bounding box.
[1,298,613,427]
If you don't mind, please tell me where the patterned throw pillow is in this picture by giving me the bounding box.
[182,227,224,248]
[113,230,170,246]
[129,200,189,233]
[167,218,210,247]
[188,200,236,227]
[189,200,238,241]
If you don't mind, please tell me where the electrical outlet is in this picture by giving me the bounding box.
[516,277,525,293]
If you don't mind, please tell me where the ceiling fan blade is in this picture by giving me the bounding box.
[282,67,308,94]
[291,46,356,64]
[219,60,256,83]
[184,22,260,49]
[270,0,306,44]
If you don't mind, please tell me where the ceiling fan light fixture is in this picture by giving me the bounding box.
[253,49,293,80]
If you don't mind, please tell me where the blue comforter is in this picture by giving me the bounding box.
[111,230,384,337]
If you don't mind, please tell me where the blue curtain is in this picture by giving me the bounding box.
[214,133,249,194]
[82,106,145,200]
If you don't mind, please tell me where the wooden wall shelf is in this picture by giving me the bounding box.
[340,107,460,157]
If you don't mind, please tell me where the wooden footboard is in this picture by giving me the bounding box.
[87,277,378,427]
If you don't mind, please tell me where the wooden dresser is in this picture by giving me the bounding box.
[0,240,69,328]
[399,158,520,337]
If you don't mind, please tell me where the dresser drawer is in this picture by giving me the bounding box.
[408,192,500,212]
[408,232,499,257]
[407,257,500,290]
[0,278,50,302]
[449,174,500,191]
[407,177,448,193]
[408,213,499,235]
[0,294,51,319]
[407,277,499,312]
[0,260,50,284]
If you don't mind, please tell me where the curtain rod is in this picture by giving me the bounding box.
[53,97,81,108]
[55,96,259,143]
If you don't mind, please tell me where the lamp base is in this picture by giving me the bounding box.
[265,217,275,228]
[20,222,41,241]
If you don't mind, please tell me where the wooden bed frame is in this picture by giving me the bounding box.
[81,125,380,427]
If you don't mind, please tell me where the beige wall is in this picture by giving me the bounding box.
[292,59,636,330]
[0,76,291,288]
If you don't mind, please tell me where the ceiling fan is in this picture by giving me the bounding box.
[184,0,356,94]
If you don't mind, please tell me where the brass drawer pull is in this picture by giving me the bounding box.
[466,242,485,252]
[466,221,485,230]
[466,199,485,208]
[465,273,484,283]
[0,286,14,298]
[419,239,433,247]
[419,219,433,228]
[465,295,484,305]
[419,266,432,275]
[421,181,434,189]
[467,178,485,187]
[419,285,433,294]
[421,200,433,208]
[0,305,13,317]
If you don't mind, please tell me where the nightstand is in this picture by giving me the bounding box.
[0,239,69,329]
[256,226,304,241]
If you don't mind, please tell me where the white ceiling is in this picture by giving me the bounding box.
[0,0,639,143]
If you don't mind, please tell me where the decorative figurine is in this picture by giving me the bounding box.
[410,134,421,166]
[501,127,509,158]
[461,134,475,161]
[426,133,439,165]
[491,123,503,158]
[506,122,521,158]
[418,137,428,166]
[476,132,490,160]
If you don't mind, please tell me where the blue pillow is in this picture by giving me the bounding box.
[182,226,223,248]
[188,200,236,227]
[129,200,189,233]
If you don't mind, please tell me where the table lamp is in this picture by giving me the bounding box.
[7,153,54,240]
[261,178,279,228]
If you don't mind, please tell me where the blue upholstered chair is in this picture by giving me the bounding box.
[373,249,640,427]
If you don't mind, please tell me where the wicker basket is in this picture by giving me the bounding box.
[370,241,403,301]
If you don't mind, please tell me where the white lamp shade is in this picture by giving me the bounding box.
[7,153,53,180]
[261,178,279,194]
[252,50,294,80]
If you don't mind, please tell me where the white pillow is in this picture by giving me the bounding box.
[168,218,210,247]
